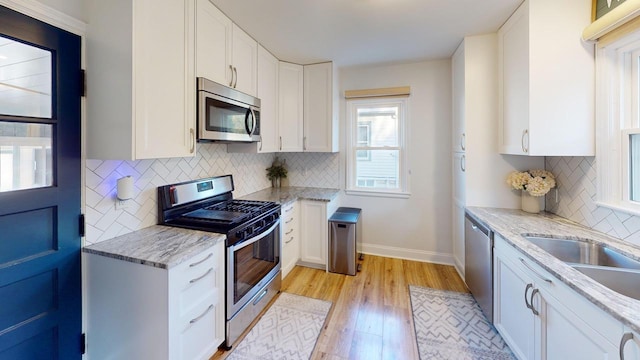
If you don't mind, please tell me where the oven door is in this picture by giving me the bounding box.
[198,90,261,143]
[227,220,280,317]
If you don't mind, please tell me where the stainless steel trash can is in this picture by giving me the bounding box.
[328,207,362,275]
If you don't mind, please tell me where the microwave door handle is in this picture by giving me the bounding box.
[245,108,256,135]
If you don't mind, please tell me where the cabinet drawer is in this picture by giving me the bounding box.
[173,246,223,316]
[179,293,221,360]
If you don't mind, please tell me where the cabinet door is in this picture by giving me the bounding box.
[304,62,338,152]
[494,245,536,360]
[452,152,466,203]
[541,288,618,360]
[195,0,232,86]
[278,62,304,152]
[299,200,327,268]
[498,2,529,155]
[134,0,195,159]
[452,203,465,278]
[231,24,257,96]
[452,42,466,152]
[257,45,279,153]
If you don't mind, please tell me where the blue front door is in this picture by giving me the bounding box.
[0,5,82,359]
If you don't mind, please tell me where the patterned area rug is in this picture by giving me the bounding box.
[409,285,515,360]
[226,292,332,360]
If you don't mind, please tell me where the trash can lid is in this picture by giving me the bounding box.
[329,207,361,223]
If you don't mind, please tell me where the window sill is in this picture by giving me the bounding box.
[345,189,410,199]
[594,200,640,217]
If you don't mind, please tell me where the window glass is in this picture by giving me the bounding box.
[0,122,52,192]
[631,134,640,202]
[0,35,52,118]
[347,98,407,195]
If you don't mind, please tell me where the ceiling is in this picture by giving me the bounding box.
[211,0,523,68]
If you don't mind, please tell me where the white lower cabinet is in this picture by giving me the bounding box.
[494,234,622,360]
[86,242,225,360]
[299,199,338,270]
[281,201,300,278]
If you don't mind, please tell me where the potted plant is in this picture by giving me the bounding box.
[266,157,287,188]
[506,169,556,213]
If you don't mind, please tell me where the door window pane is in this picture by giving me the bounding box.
[0,36,52,118]
[0,122,52,192]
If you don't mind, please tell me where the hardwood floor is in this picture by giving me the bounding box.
[211,255,468,360]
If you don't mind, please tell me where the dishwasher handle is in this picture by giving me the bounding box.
[465,213,490,237]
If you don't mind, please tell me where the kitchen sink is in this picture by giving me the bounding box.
[524,236,640,270]
[571,265,640,301]
[524,235,640,300]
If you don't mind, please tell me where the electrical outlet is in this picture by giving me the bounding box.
[115,199,131,210]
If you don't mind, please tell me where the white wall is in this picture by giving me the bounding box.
[338,60,454,264]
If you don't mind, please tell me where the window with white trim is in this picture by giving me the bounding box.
[346,97,408,196]
[596,30,640,215]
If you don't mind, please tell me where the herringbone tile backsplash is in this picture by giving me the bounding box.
[85,144,275,245]
[545,157,640,245]
[84,146,341,245]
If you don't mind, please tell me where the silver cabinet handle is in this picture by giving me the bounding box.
[189,267,213,284]
[285,236,294,244]
[279,136,283,151]
[190,128,195,154]
[233,66,238,88]
[530,288,540,316]
[229,65,234,87]
[303,136,307,151]
[190,304,214,324]
[285,228,294,235]
[258,135,263,151]
[460,154,466,172]
[521,129,529,153]
[620,332,634,360]
[519,258,553,283]
[285,218,294,224]
[460,133,466,151]
[524,283,533,311]
[189,252,212,267]
[284,206,293,213]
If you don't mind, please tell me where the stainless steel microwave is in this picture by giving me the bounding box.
[197,77,261,143]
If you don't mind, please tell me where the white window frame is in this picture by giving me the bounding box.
[345,97,410,198]
[596,31,640,216]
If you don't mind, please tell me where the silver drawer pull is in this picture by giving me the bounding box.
[284,207,293,213]
[189,253,213,267]
[189,267,213,284]
[190,304,214,324]
[519,258,553,283]
[285,218,294,224]
[285,236,294,244]
[285,229,294,235]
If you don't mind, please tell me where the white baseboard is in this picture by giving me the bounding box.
[360,243,455,266]
[453,258,465,282]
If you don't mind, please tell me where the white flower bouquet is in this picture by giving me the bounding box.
[506,169,556,197]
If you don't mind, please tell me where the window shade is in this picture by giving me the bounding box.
[344,86,410,99]
[583,0,640,41]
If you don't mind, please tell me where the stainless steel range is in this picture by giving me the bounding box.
[158,175,281,349]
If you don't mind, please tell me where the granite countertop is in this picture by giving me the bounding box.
[466,207,640,333]
[83,225,226,269]
[239,186,341,206]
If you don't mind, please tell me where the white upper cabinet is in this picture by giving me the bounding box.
[452,45,466,153]
[195,0,231,86]
[86,0,196,160]
[231,24,258,96]
[278,62,304,152]
[195,0,257,96]
[303,62,339,152]
[498,0,595,156]
[227,45,279,153]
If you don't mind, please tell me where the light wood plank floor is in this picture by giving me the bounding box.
[211,255,468,360]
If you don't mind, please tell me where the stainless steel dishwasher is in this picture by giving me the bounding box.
[464,212,494,323]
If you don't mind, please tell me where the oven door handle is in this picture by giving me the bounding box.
[232,220,280,251]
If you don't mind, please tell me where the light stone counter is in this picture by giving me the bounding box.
[466,207,640,333]
[239,186,341,206]
[82,225,225,269]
